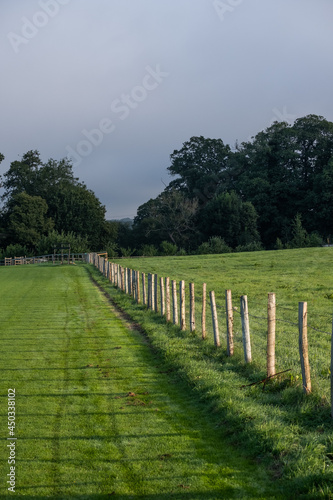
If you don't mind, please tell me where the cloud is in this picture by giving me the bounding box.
[1,0,333,218]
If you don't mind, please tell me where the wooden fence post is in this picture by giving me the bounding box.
[240,295,252,363]
[165,277,171,322]
[128,269,132,295]
[131,270,136,299]
[125,268,129,294]
[142,273,146,306]
[131,268,134,295]
[180,281,186,331]
[151,274,155,311]
[121,267,125,292]
[267,293,276,377]
[136,271,141,303]
[210,291,220,347]
[172,280,178,325]
[160,277,165,316]
[299,302,311,394]
[225,289,234,356]
[202,283,206,339]
[154,274,158,312]
[190,283,195,332]
[147,274,151,309]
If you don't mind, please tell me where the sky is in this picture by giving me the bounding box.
[1,0,333,220]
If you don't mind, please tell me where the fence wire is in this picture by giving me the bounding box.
[95,256,333,402]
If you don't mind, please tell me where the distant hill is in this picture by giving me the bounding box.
[108,218,133,227]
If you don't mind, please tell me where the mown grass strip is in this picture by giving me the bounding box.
[87,255,333,499]
[1,265,278,498]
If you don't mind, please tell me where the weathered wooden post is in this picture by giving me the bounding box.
[225,289,234,356]
[147,274,151,309]
[190,283,195,332]
[165,277,171,322]
[160,277,165,316]
[125,268,129,294]
[210,291,220,347]
[240,295,252,363]
[180,280,186,331]
[151,274,155,311]
[121,267,125,292]
[202,283,207,339]
[299,302,311,394]
[115,264,118,287]
[128,268,132,295]
[154,274,158,312]
[136,270,140,303]
[172,280,178,325]
[142,273,146,306]
[267,293,276,377]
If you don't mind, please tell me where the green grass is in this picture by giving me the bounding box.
[117,248,333,400]
[0,264,279,498]
[89,248,333,498]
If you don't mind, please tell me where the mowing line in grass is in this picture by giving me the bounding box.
[88,253,333,499]
[0,265,278,498]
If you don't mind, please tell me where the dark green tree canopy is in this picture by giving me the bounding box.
[132,115,333,251]
[7,192,54,248]
[200,191,260,248]
[167,136,231,204]
[133,189,199,247]
[1,150,110,251]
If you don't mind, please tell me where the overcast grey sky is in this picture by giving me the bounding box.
[1,0,333,219]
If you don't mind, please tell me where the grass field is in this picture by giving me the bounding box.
[0,264,280,499]
[117,248,333,399]
[88,248,333,498]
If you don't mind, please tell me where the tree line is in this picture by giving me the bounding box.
[120,114,333,255]
[0,150,114,258]
[1,114,332,258]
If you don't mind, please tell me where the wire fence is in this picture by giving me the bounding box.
[89,253,333,414]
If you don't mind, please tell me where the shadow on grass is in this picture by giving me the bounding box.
[12,490,260,500]
[85,265,333,498]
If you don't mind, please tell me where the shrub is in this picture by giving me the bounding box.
[119,247,136,257]
[197,236,232,255]
[105,242,118,258]
[36,230,89,254]
[196,242,211,255]
[289,214,309,248]
[138,244,158,257]
[160,241,178,256]
[308,232,324,247]
[2,243,31,258]
[177,248,187,256]
[275,238,284,250]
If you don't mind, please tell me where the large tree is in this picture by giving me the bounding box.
[1,151,110,250]
[6,192,54,249]
[233,115,333,246]
[167,136,232,204]
[200,191,260,248]
[133,189,199,248]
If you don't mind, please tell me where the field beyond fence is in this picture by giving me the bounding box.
[88,249,333,417]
